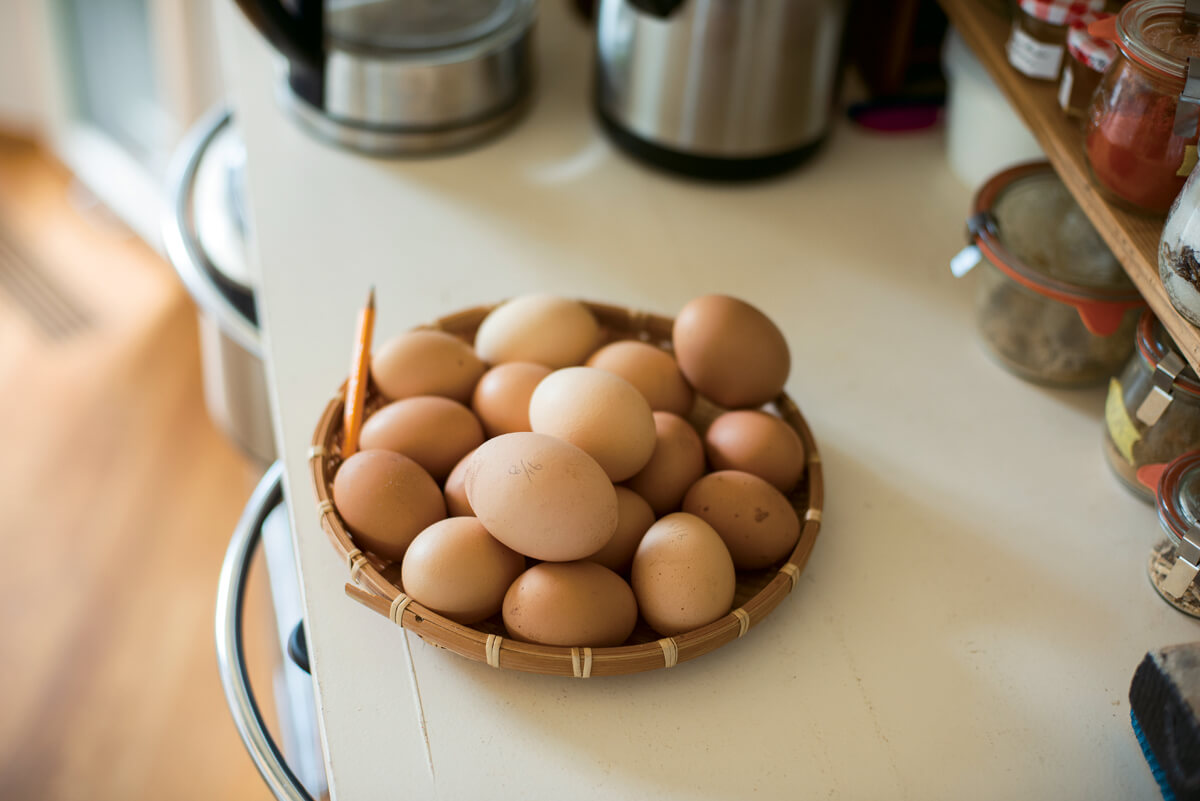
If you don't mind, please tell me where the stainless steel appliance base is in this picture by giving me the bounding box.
[596,103,824,182]
[278,83,532,157]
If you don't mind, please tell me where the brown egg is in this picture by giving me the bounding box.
[704,410,806,493]
[471,362,552,438]
[503,561,638,647]
[372,329,486,403]
[443,449,475,517]
[672,295,790,408]
[474,294,600,368]
[625,412,707,515]
[682,470,800,570]
[359,396,485,481]
[529,367,657,482]
[332,450,446,562]
[631,513,736,637]
[464,432,618,561]
[585,340,694,417]
[401,517,526,624]
[589,487,655,573]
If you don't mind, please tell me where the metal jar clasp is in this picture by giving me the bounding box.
[1136,351,1186,425]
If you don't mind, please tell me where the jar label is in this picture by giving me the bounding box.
[1179,145,1199,178]
[1106,377,1142,465]
[1058,65,1074,112]
[1007,26,1064,80]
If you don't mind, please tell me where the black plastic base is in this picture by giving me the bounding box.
[596,103,825,182]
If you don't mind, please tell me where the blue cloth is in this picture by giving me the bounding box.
[1134,709,1178,801]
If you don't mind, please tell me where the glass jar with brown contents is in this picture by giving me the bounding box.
[1105,311,1200,502]
[1146,450,1200,616]
[959,162,1144,386]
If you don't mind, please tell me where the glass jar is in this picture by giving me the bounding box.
[1085,0,1200,215]
[1147,450,1200,616]
[1160,164,1200,324]
[1008,0,1106,80]
[1059,15,1118,117]
[1105,311,1200,501]
[962,162,1144,385]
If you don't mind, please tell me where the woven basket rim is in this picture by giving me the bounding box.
[308,300,825,677]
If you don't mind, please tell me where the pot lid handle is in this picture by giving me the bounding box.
[628,0,686,17]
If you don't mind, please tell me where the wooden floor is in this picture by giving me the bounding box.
[0,135,278,800]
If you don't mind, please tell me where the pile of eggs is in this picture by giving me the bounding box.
[331,293,807,648]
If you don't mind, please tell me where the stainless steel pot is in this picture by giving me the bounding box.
[233,0,537,156]
[164,109,276,467]
[595,0,848,179]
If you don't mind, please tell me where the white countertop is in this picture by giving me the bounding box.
[214,3,1199,799]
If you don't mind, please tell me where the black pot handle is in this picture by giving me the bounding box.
[627,0,686,18]
[233,0,324,72]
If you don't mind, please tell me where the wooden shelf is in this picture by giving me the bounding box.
[938,0,1200,370]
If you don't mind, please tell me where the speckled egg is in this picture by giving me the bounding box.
[503,561,638,647]
[400,517,525,624]
[474,294,600,368]
[471,361,552,438]
[682,470,801,570]
[588,487,655,573]
[332,450,446,562]
[359,396,485,481]
[704,410,806,493]
[625,411,707,516]
[528,367,657,482]
[372,329,485,403]
[442,449,476,517]
[672,295,790,409]
[585,340,694,417]
[464,432,618,561]
[631,513,736,637]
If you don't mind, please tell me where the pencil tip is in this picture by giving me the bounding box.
[367,286,376,309]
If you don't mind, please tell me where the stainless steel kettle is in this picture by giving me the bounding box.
[234,0,537,155]
[595,0,848,179]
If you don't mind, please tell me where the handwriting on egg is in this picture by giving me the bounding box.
[508,460,544,483]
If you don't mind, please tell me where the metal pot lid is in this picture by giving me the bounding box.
[327,0,530,53]
[163,108,261,356]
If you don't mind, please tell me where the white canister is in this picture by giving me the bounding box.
[941,27,1045,189]
[1160,166,1200,327]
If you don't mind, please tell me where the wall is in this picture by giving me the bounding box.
[0,1,46,135]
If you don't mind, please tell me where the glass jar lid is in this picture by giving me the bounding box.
[970,162,1144,335]
[1069,14,1119,70]
[327,0,529,53]
[1135,309,1200,395]
[1157,450,1200,545]
[1110,0,1200,82]
[1019,0,1105,24]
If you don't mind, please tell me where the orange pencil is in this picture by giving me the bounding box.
[341,287,375,458]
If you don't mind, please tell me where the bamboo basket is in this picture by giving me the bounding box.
[308,300,825,677]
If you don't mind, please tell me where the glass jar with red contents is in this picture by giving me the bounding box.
[1085,0,1200,215]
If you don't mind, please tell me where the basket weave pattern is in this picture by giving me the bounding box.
[309,301,825,676]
